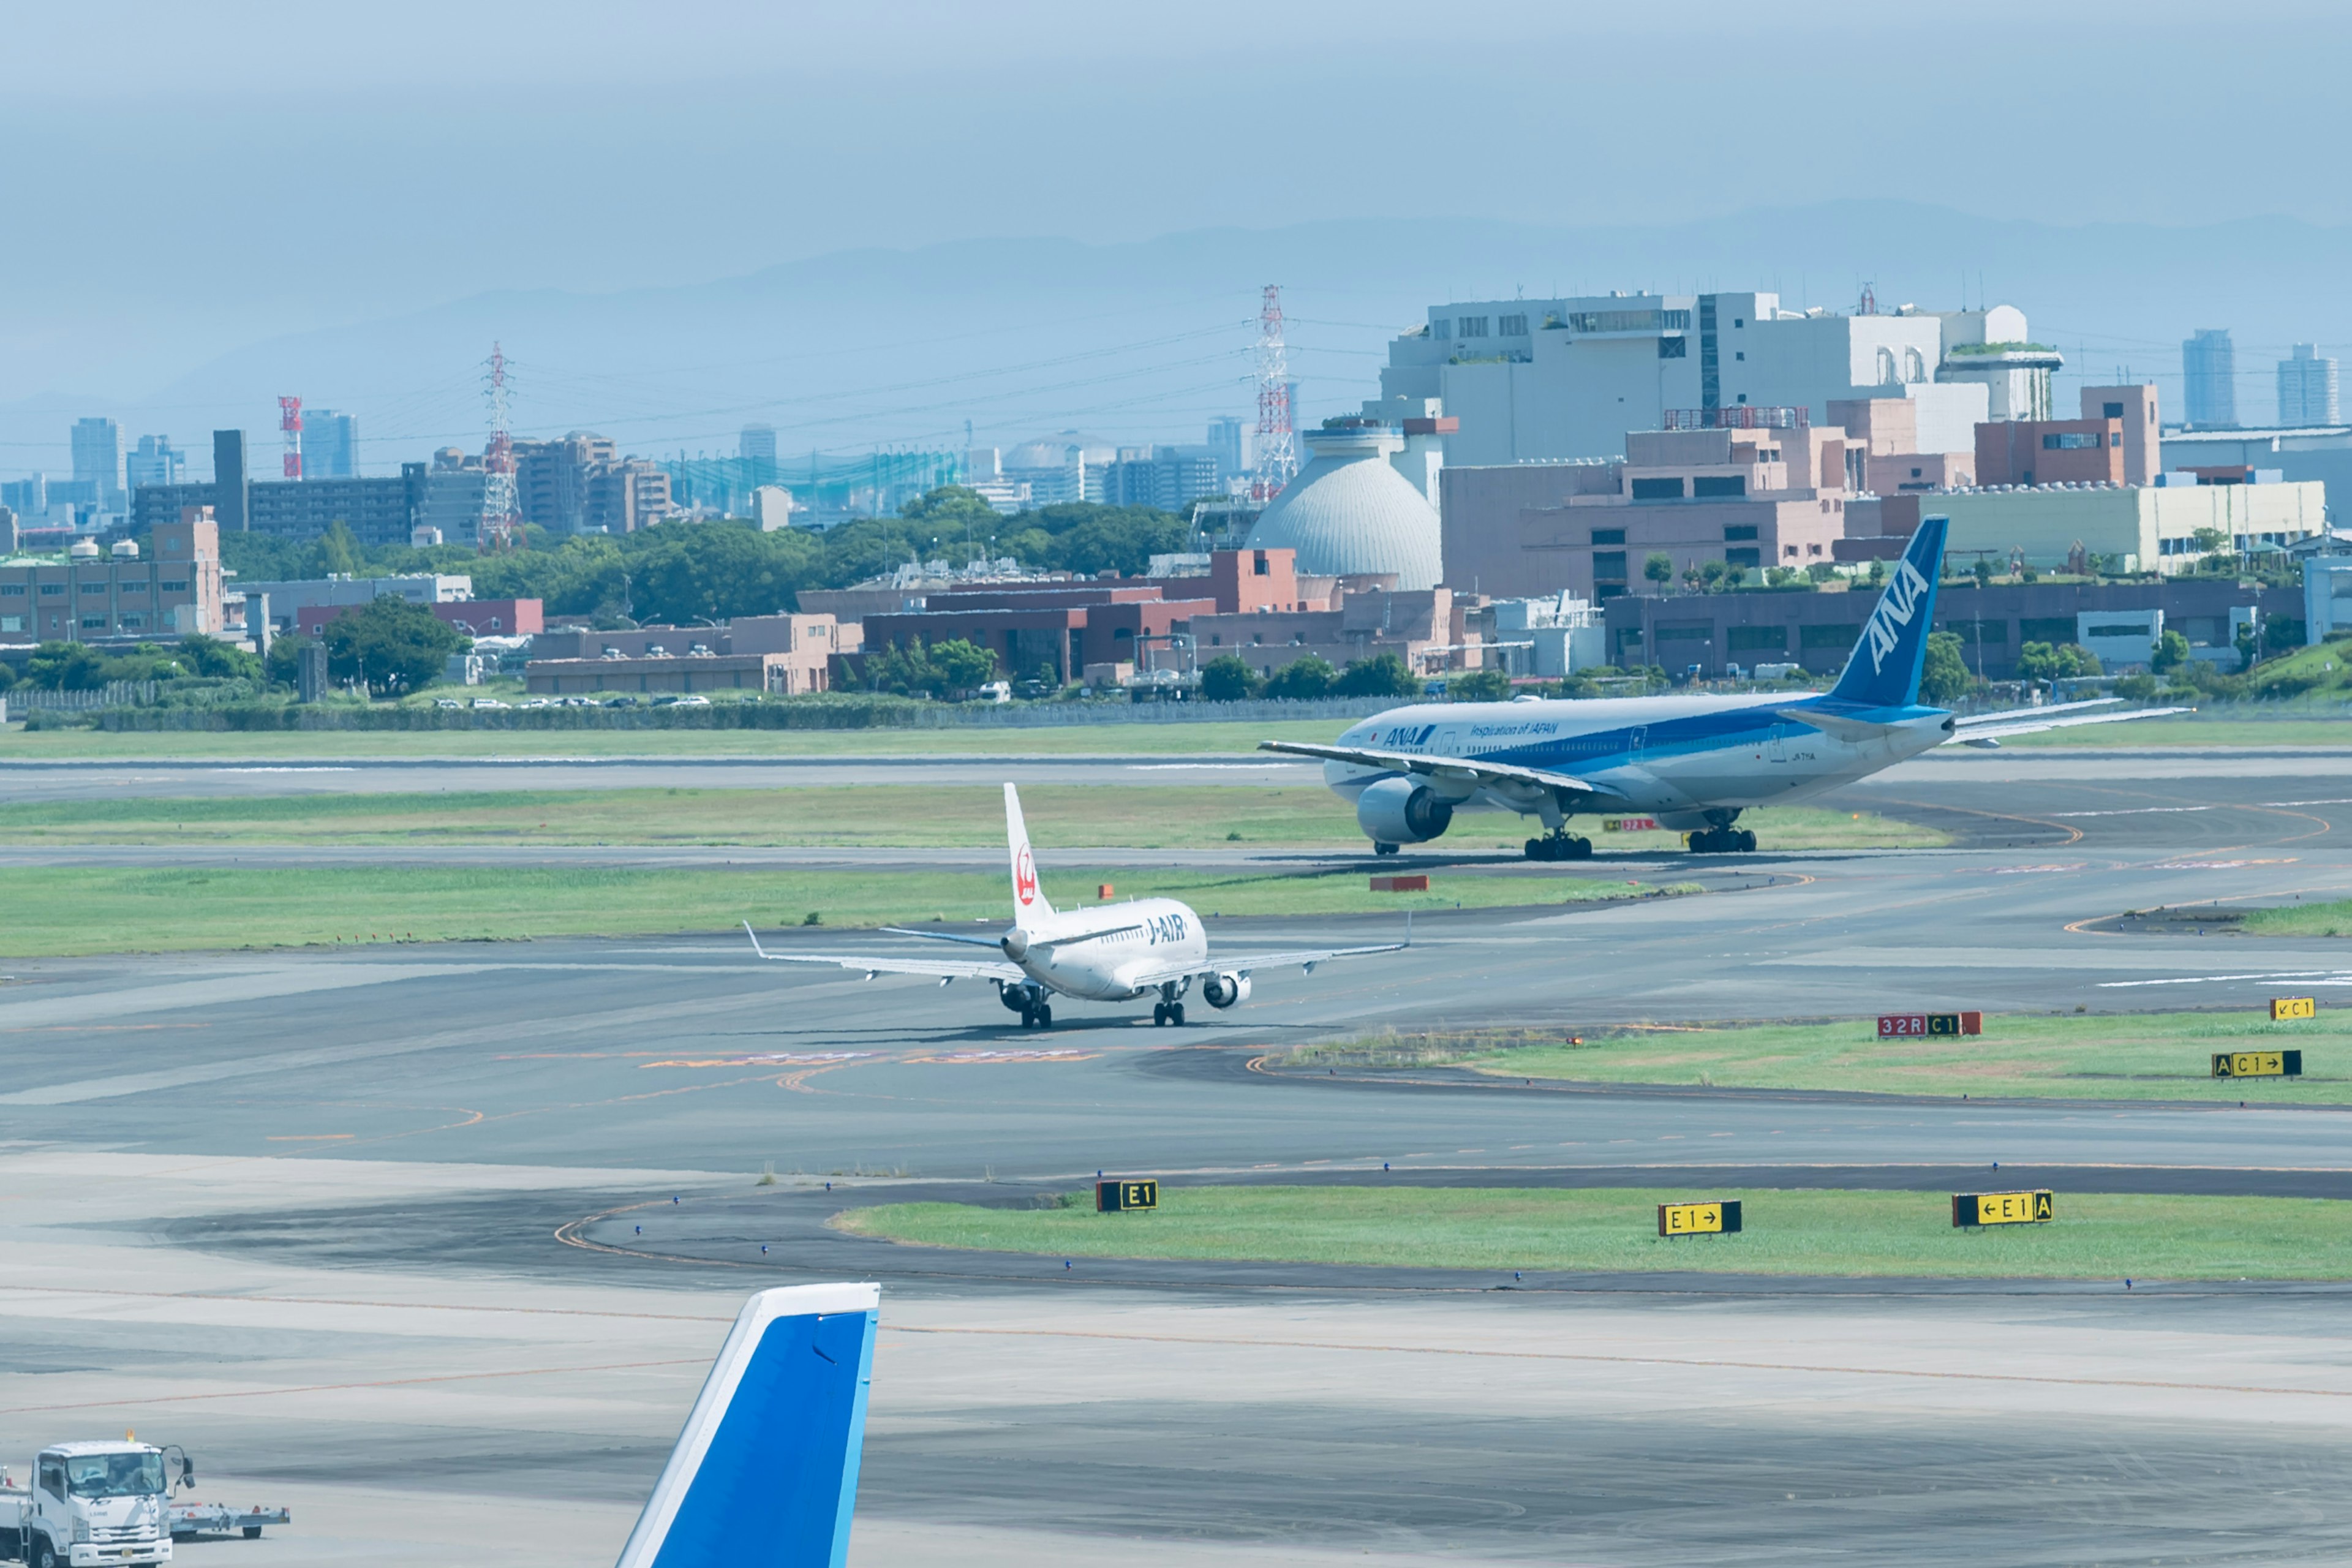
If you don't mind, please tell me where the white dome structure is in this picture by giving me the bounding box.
[1247,425,1444,589]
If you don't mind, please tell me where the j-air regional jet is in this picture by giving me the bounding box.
[1267,514,2188,859]
[744,783,1404,1028]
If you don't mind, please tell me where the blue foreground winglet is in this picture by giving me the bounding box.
[616,1283,880,1568]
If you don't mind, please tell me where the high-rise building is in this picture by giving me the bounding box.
[2277,344,2340,427]
[212,429,250,530]
[512,433,617,532]
[2183,328,2237,429]
[1101,447,1221,511]
[126,435,186,491]
[1206,416,1253,483]
[304,411,359,478]
[70,417,122,510]
[741,424,778,488]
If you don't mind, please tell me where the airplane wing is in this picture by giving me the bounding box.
[1947,703,2195,747]
[744,922,1023,982]
[1257,740,1610,798]
[1125,939,1409,990]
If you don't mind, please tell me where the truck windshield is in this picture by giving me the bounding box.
[64,1454,164,1498]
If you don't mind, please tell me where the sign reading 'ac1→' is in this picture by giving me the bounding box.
[1096,1179,1158,1213]
[1657,1200,1742,1237]
[2214,1050,2302,1079]
[1952,1189,2053,1227]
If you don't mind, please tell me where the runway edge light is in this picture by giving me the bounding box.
[614,1282,878,1568]
[1951,1189,2054,1227]
[1658,1199,1741,1237]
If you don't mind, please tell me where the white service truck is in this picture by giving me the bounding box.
[0,1443,288,1567]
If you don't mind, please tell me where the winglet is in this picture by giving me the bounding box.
[615,1283,880,1568]
[741,920,769,960]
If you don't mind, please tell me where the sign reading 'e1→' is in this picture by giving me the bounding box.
[1657,1199,1742,1237]
[1952,1189,2054,1227]
[1878,1012,1984,1038]
[1095,1179,1158,1213]
[2213,1050,2302,1079]
[2271,997,2318,1021]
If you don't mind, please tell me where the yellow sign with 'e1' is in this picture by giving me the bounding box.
[2272,997,2317,1021]
[1657,1200,1742,1237]
[1952,1189,2054,1227]
[2214,1050,2302,1079]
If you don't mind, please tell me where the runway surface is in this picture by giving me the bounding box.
[7,744,2352,1564]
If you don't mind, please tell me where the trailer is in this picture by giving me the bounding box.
[165,1507,290,1544]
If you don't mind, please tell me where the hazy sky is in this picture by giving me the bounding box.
[4,0,2347,459]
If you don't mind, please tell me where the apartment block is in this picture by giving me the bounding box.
[0,508,224,643]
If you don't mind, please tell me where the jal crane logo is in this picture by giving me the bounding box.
[1014,845,1038,907]
[1862,558,1931,674]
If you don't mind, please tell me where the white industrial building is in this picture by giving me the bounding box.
[1374,290,2078,466]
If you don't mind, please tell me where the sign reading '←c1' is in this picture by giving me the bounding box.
[1952,1189,2054,1227]
[1657,1200,1742,1237]
[2271,997,2317,1021]
[1095,1179,1158,1213]
[2213,1050,2302,1079]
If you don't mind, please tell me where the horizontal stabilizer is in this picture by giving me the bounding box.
[1777,707,1902,743]
[616,1283,879,1568]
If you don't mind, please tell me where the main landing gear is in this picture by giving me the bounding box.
[1524,829,1593,862]
[1020,1001,1055,1028]
[1689,826,1758,853]
[1373,842,1401,856]
[1152,1001,1187,1027]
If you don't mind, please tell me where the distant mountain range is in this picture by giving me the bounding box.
[7,202,2348,481]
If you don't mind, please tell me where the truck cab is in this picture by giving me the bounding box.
[5,1444,171,1567]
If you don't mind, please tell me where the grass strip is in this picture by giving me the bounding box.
[1398,1011,2352,1104]
[0,787,1942,853]
[0,864,1679,957]
[839,1185,2352,1280]
[2244,900,2352,938]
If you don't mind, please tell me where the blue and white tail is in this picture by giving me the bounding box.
[1827,514,1948,709]
[1005,782,1054,930]
[616,1283,879,1568]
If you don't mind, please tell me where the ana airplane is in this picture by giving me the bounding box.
[744,783,1403,1028]
[1267,515,2188,859]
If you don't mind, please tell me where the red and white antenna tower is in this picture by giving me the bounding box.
[1249,284,1295,502]
[277,396,303,480]
[480,343,519,552]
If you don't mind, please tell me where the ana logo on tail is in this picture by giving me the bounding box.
[1863,559,1931,673]
[1014,846,1038,907]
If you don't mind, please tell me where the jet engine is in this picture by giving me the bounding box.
[1202,972,1252,1009]
[1354,776,1455,845]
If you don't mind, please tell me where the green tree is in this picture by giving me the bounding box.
[1333,651,1420,698]
[1200,654,1263,703]
[927,637,998,695]
[1644,553,1674,586]
[2152,628,2190,674]
[1447,667,1513,702]
[322,597,467,696]
[2015,641,2103,683]
[1263,655,1336,700]
[173,634,262,680]
[313,520,363,578]
[25,641,107,690]
[1918,630,1975,704]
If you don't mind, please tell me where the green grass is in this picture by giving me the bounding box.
[0,788,1942,853]
[0,864,1683,957]
[2000,712,2351,747]
[2244,899,2352,938]
[1406,1009,2352,1104]
[838,1185,2352,1280]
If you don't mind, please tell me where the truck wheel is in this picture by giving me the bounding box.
[31,1535,56,1568]
[243,1526,262,1539]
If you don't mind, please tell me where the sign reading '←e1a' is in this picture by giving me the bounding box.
[1096,1179,1158,1213]
[1878,1012,1984,1038]
[1952,1189,2054,1227]
[1657,1200,1742,1237]
[2214,1050,2303,1079]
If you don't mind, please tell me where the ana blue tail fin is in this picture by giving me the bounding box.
[617,1283,879,1568]
[1826,514,1948,709]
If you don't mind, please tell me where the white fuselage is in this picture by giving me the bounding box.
[1012,897,1210,1001]
[1324,693,1952,829]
